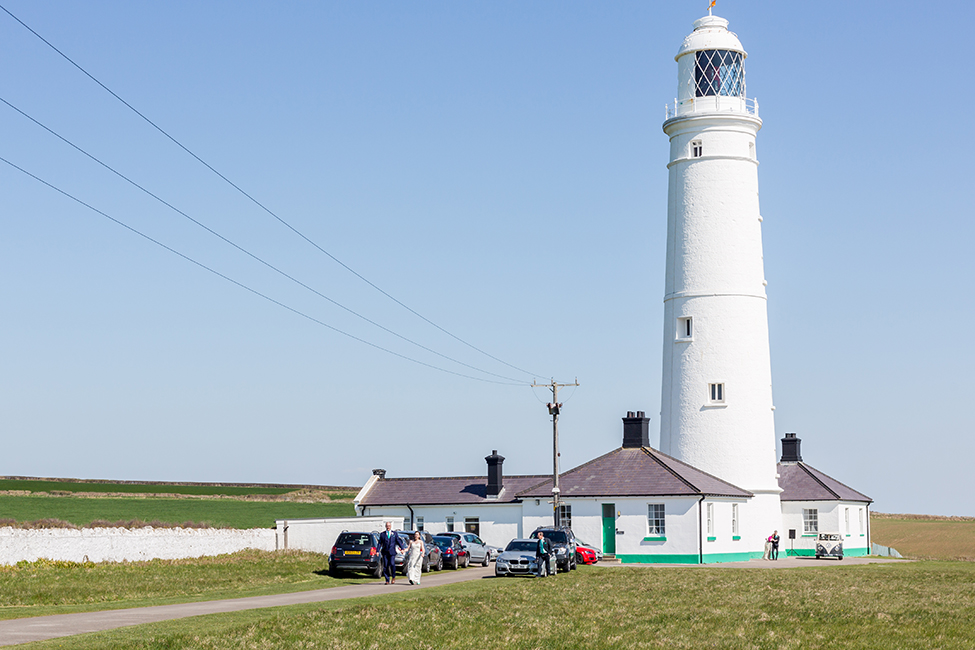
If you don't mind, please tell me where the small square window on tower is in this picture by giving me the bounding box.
[708,382,725,404]
[677,316,693,341]
[692,140,703,158]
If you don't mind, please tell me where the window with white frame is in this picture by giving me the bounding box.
[558,504,572,528]
[677,316,693,341]
[416,516,424,531]
[648,504,666,535]
[709,383,725,404]
[692,140,703,158]
[446,516,454,532]
[706,503,714,536]
[844,508,850,535]
[732,504,739,536]
[803,508,819,534]
[405,516,412,530]
[858,508,864,534]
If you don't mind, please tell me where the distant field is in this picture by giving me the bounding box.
[0,478,357,498]
[0,495,355,529]
[872,516,975,561]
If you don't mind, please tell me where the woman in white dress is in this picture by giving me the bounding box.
[406,532,425,585]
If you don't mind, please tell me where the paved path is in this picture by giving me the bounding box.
[0,566,495,647]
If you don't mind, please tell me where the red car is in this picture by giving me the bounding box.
[575,544,598,565]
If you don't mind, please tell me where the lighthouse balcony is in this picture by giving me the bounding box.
[665,96,759,120]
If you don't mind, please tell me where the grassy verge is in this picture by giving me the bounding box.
[0,549,367,621]
[0,479,296,497]
[16,561,975,649]
[0,495,354,529]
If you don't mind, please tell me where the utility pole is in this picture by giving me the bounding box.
[532,378,579,527]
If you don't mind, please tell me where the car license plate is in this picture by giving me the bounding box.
[345,550,361,555]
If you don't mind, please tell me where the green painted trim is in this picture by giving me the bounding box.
[706,536,716,542]
[732,535,741,541]
[801,534,817,537]
[642,536,666,542]
[703,550,763,564]
[618,553,700,565]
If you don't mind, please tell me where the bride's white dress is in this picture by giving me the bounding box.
[406,541,424,584]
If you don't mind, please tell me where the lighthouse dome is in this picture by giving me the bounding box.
[675,15,746,61]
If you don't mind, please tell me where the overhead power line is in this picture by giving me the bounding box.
[0,95,526,385]
[0,153,525,386]
[0,2,544,381]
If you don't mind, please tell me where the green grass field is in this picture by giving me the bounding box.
[14,561,975,650]
[0,550,352,621]
[871,516,975,561]
[0,478,297,497]
[0,495,355,529]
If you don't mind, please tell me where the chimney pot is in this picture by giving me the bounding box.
[372,468,387,479]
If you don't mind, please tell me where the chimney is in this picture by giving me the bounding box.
[780,433,802,463]
[372,468,387,479]
[485,450,505,496]
[622,411,651,448]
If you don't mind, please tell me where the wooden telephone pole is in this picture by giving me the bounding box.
[532,378,579,527]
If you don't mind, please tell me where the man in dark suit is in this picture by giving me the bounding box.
[378,521,406,584]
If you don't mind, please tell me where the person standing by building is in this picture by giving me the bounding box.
[406,531,425,585]
[762,534,772,560]
[771,530,780,560]
[378,521,405,584]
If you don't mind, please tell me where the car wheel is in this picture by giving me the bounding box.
[435,555,443,571]
[463,555,469,568]
[372,564,382,579]
[422,557,429,573]
[481,553,490,567]
[328,564,341,578]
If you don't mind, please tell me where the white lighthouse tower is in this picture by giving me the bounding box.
[658,13,782,544]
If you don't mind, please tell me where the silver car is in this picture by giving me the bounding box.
[441,532,491,566]
[495,539,540,577]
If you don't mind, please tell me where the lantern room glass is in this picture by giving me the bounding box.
[695,50,744,98]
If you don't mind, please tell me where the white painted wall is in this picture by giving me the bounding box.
[0,526,275,566]
[275,516,400,554]
[780,501,869,554]
[360,504,522,549]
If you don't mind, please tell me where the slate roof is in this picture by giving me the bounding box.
[516,447,752,498]
[358,474,550,506]
[777,463,871,503]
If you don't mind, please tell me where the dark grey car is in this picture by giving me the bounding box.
[441,531,491,566]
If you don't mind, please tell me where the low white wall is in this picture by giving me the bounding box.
[0,527,276,565]
[275,516,402,554]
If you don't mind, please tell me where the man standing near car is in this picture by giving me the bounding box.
[535,531,551,578]
[379,522,405,584]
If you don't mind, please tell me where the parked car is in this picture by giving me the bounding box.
[531,526,577,572]
[440,531,492,566]
[394,530,443,573]
[494,539,540,577]
[575,539,602,562]
[486,545,504,561]
[432,535,470,569]
[329,531,382,578]
[575,544,598,565]
[815,532,844,560]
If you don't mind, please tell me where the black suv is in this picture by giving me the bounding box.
[395,530,443,573]
[329,531,382,577]
[531,526,578,572]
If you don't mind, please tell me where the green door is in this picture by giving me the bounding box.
[602,503,616,555]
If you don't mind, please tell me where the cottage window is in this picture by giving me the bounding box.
[844,508,850,535]
[416,516,424,531]
[446,516,454,532]
[464,517,480,536]
[706,503,714,536]
[558,504,572,528]
[803,508,818,534]
[732,504,739,535]
[648,504,666,536]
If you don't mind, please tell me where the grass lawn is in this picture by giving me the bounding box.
[0,549,360,621]
[15,561,975,649]
[0,495,355,529]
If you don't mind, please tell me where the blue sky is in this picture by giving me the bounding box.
[2,1,972,516]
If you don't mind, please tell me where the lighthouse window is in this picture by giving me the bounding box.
[692,140,703,158]
[709,383,725,404]
[695,49,744,98]
[677,317,693,341]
